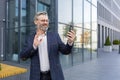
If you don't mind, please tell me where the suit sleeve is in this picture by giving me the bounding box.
[57,33,73,55]
[20,36,37,60]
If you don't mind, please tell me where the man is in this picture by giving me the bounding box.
[20,11,75,80]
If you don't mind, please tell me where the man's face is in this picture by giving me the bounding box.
[35,15,49,31]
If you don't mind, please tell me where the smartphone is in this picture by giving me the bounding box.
[68,25,73,38]
[69,25,73,32]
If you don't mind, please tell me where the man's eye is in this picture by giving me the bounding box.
[41,20,48,22]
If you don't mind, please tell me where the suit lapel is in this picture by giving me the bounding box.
[47,32,50,55]
[31,32,36,43]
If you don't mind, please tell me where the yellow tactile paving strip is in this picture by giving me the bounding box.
[0,63,27,78]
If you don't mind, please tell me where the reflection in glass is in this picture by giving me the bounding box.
[83,0,97,61]
[58,24,72,69]
[92,31,97,59]
[20,0,27,59]
[58,0,98,67]
[58,0,72,24]
[37,2,47,11]
[73,0,82,26]
[88,0,91,2]
[92,5,97,30]
[92,0,97,6]
[21,0,26,33]
[73,27,82,65]
[73,0,83,65]
[83,29,91,61]
[5,0,19,62]
[84,0,91,29]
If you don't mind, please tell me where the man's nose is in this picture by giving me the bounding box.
[44,21,48,24]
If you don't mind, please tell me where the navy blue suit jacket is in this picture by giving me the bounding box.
[20,31,73,80]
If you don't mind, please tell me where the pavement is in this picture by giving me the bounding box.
[64,49,120,80]
[1,49,120,80]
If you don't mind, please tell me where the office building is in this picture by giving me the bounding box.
[98,0,120,48]
[0,0,97,69]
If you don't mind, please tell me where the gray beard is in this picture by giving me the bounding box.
[37,25,48,32]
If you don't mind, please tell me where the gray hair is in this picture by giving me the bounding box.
[34,11,48,21]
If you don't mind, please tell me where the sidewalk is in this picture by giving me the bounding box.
[1,49,120,80]
[64,49,120,80]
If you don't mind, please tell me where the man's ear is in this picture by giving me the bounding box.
[34,20,37,25]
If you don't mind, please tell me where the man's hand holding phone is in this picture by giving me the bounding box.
[67,29,76,45]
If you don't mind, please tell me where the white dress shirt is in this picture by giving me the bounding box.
[37,34,50,72]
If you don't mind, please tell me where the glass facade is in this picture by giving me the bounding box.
[5,0,49,62]
[58,0,97,68]
[5,0,19,62]
[4,0,97,69]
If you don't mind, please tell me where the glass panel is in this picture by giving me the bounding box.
[37,2,47,11]
[83,29,91,61]
[73,0,82,27]
[58,0,72,24]
[20,0,26,47]
[8,0,18,28]
[20,0,28,64]
[6,0,19,62]
[73,27,82,65]
[21,0,26,33]
[38,0,50,5]
[84,0,91,29]
[16,0,18,16]
[58,23,72,69]
[92,31,97,59]
[5,28,19,62]
[92,0,97,6]
[92,5,97,30]
[73,0,83,65]
[87,0,91,2]
[84,0,91,61]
